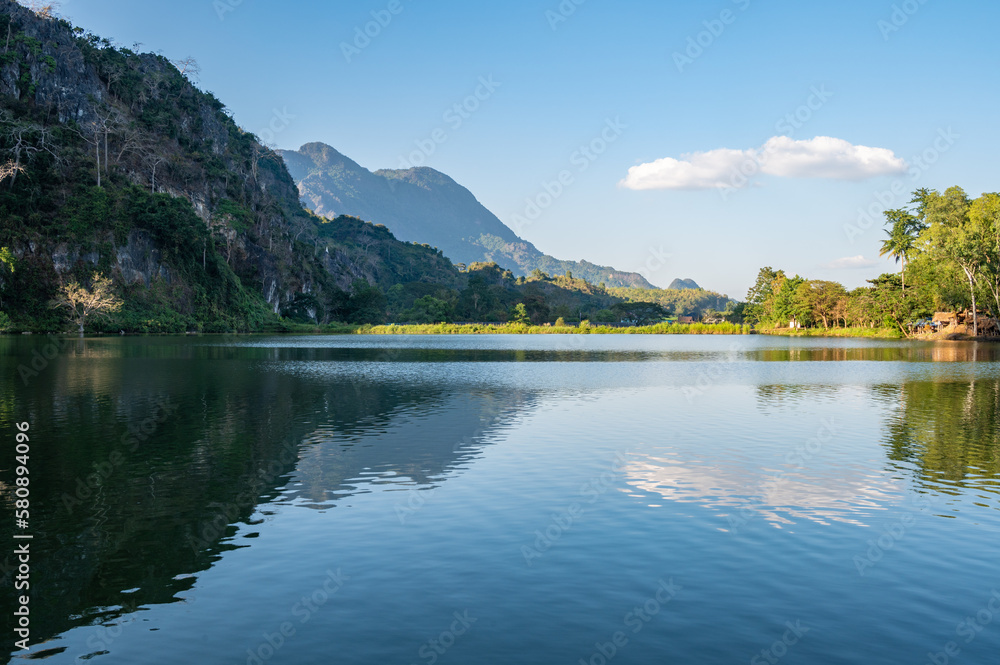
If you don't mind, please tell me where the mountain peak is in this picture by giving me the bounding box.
[668,278,701,290]
[280,144,657,288]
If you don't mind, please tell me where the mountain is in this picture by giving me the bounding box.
[0,1,460,331]
[278,143,656,289]
[668,278,701,290]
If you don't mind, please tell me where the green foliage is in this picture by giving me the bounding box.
[213,199,254,233]
[364,322,751,335]
[345,280,386,325]
[607,286,732,318]
[611,301,671,325]
[0,246,15,274]
[400,295,454,324]
[0,311,11,331]
[509,303,530,324]
[745,185,1000,337]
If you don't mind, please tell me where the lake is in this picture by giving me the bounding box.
[2,334,999,664]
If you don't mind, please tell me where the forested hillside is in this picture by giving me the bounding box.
[0,0,460,332]
[280,142,657,289]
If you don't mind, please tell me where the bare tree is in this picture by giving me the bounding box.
[18,1,60,19]
[114,123,145,163]
[50,273,123,334]
[143,151,167,193]
[0,112,58,189]
[0,160,25,185]
[171,57,200,81]
[72,106,120,187]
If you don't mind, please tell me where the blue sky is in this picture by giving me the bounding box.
[58,0,1000,296]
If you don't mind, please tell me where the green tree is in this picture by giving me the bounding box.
[346,280,386,325]
[880,207,924,291]
[797,280,847,329]
[920,187,984,333]
[969,193,1000,318]
[401,295,454,324]
[510,302,530,324]
[744,267,780,324]
[611,301,671,326]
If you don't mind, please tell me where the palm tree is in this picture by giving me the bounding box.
[880,209,923,291]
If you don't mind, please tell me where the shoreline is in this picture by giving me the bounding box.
[5,325,999,341]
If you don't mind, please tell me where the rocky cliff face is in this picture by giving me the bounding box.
[0,1,457,329]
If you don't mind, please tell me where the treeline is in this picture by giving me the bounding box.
[742,187,1000,336]
[374,265,620,325]
[605,286,736,319]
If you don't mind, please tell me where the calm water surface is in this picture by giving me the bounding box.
[1,335,999,664]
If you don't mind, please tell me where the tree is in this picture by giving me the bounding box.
[18,1,60,18]
[400,296,453,324]
[50,273,123,334]
[345,280,386,324]
[920,187,983,334]
[509,303,530,324]
[744,267,780,324]
[765,273,805,327]
[0,112,58,189]
[0,160,24,185]
[611,301,671,326]
[171,57,201,81]
[72,106,121,187]
[969,193,1000,319]
[797,280,847,329]
[880,207,924,291]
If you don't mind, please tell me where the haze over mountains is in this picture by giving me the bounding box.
[279,143,657,289]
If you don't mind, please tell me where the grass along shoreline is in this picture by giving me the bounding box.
[362,322,751,335]
[757,327,904,339]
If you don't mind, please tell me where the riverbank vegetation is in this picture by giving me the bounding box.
[364,321,751,335]
[742,187,1000,339]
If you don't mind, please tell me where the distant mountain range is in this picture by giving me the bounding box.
[668,278,701,290]
[279,143,657,289]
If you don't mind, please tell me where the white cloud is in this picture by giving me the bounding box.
[823,255,881,270]
[758,136,907,180]
[620,136,907,191]
[618,148,752,191]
